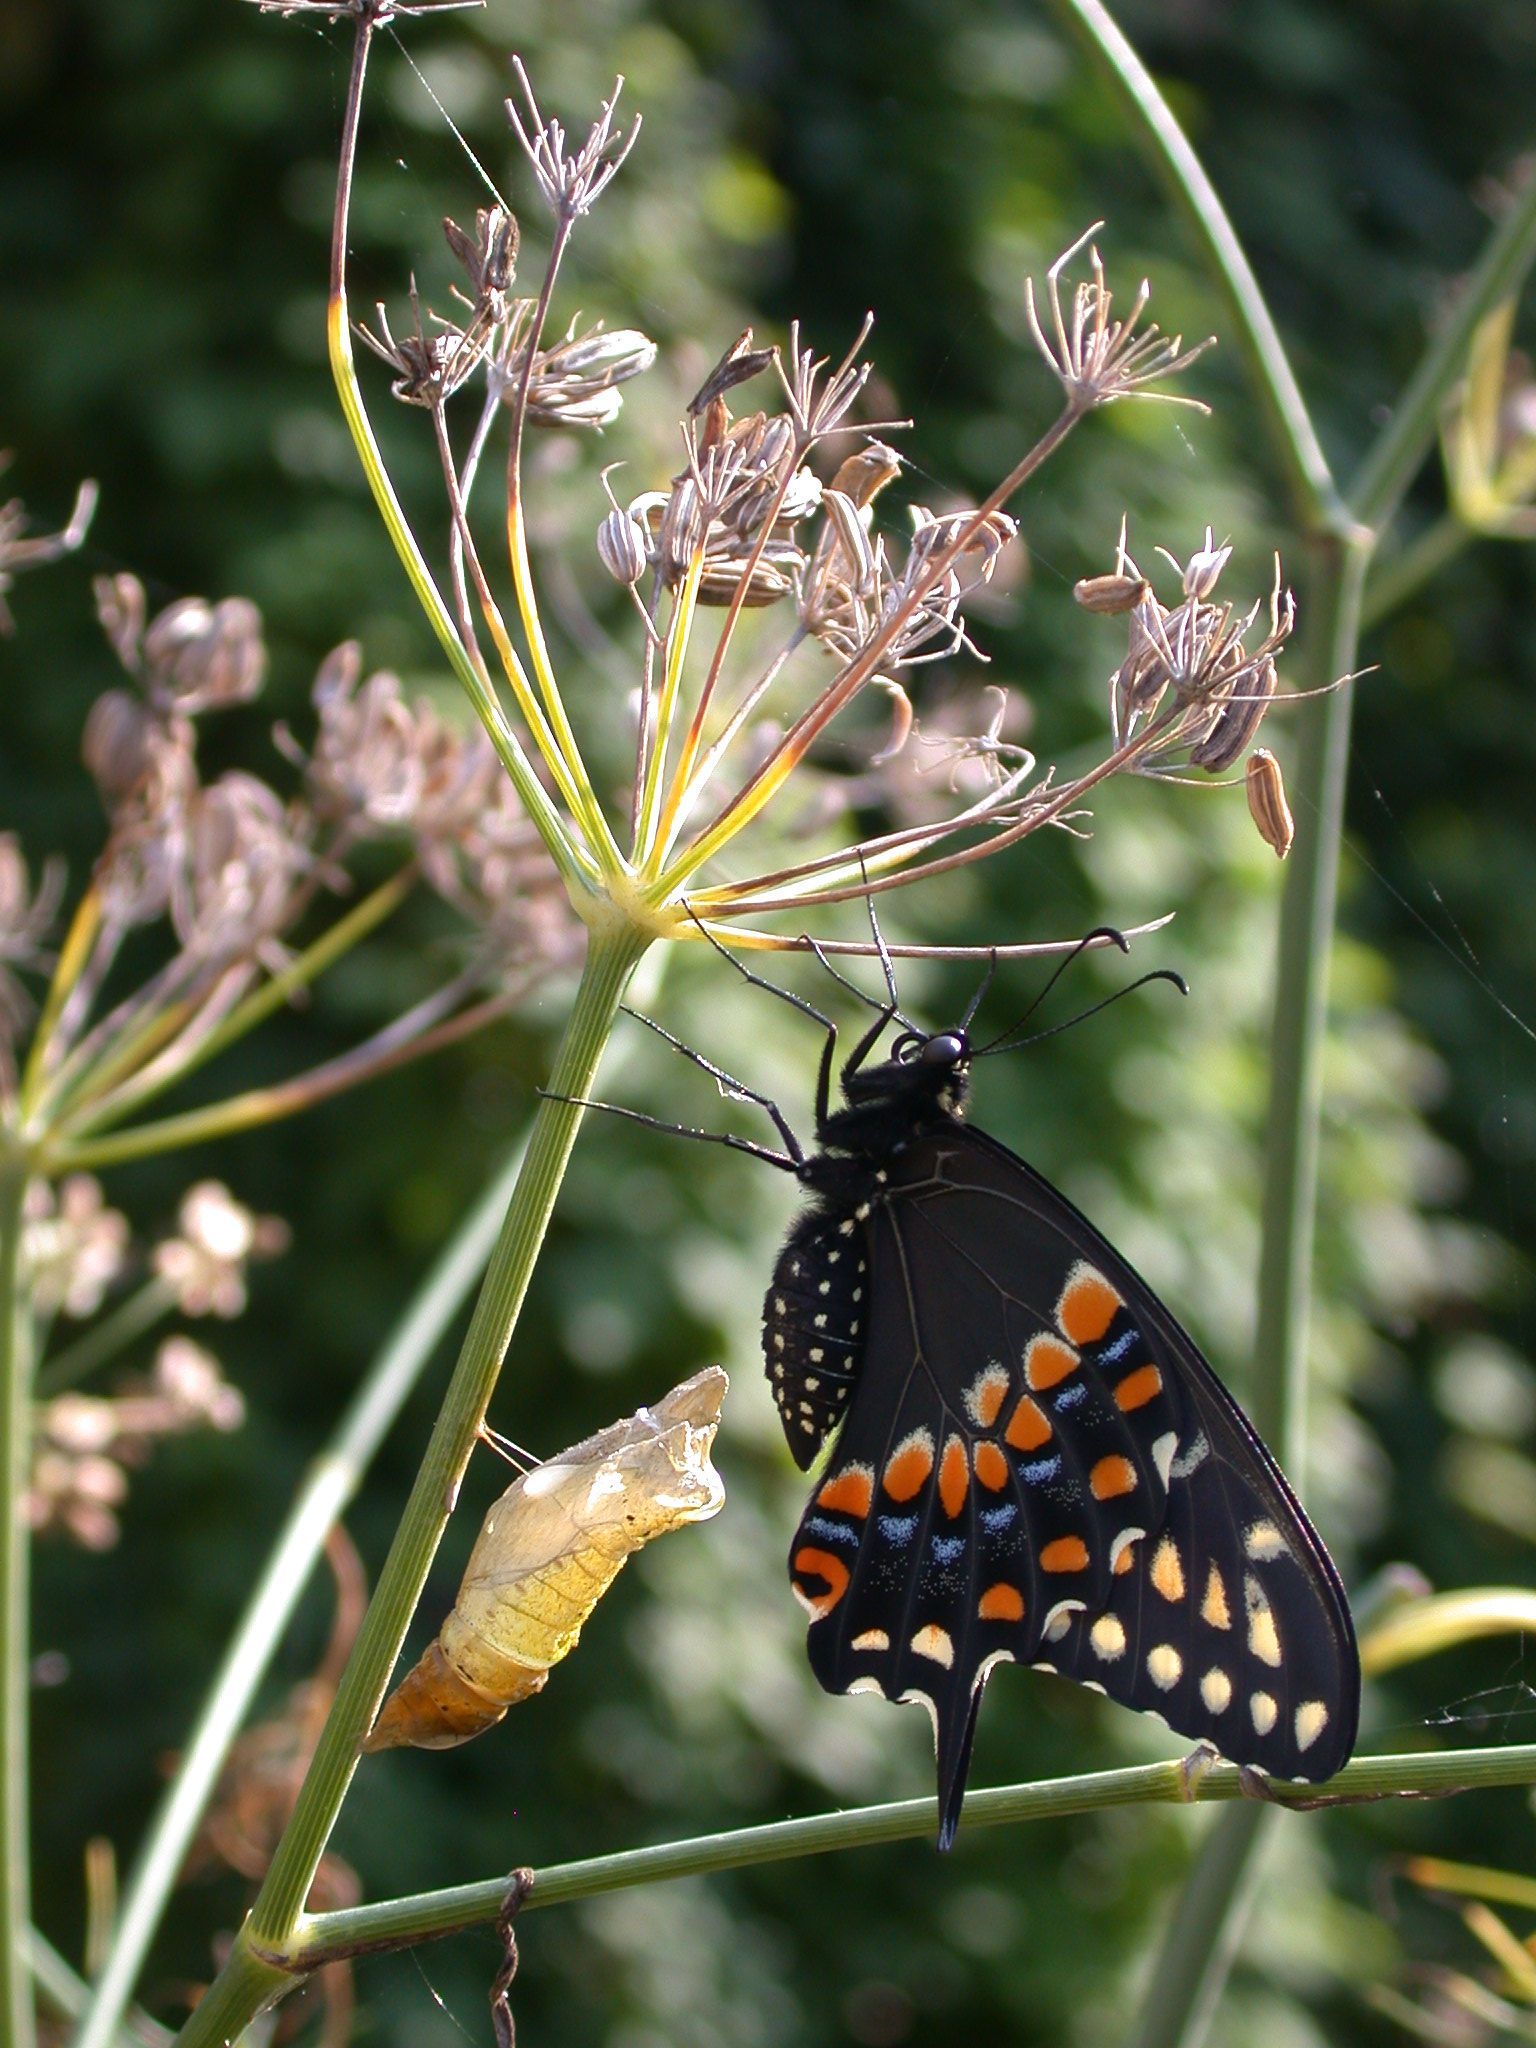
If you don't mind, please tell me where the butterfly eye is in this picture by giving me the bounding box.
[920,1032,967,1066]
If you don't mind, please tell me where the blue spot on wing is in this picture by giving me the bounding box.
[877,1514,919,1545]
[804,1515,860,1548]
[1100,1326,1139,1364]
[1019,1456,1062,1485]
[930,1535,965,1564]
[1054,1382,1087,1410]
[980,1503,1018,1534]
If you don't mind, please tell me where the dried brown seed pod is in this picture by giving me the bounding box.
[1073,570,1151,615]
[1246,746,1294,858]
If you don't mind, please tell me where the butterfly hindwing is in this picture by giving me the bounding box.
[789,1121,1358,1844]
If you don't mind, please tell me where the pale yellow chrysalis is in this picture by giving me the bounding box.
[365,1367,727,1752]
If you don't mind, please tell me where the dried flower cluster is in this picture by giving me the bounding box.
[324,46,1301,964]
[22,1178,284,1548]
[0,569,579,1141]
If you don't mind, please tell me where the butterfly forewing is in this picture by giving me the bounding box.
[788,1121,1358,1843]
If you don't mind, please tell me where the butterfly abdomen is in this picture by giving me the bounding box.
[763,1191,876,1471]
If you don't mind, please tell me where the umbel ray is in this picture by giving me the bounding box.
[565,917,1361,1850]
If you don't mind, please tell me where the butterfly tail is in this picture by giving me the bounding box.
[935,1684,985,1852]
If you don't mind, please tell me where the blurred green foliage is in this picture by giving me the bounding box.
[5,1,1536,2044]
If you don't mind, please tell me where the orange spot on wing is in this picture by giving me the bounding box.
[968,1367,1009,1429]
[938,1436,969,1519]
[1040,1535,1090,1573]
[791,1547,850,1617]
[1058,1267,1122,1345]
[978,1583,1025,1622]
[1025,1334,1079,1391]
[973,1441,1010,1491]
[1090,1455,1137,1501]
[1114,1364,1163,1412]
[1004,1395,1053,1452]
[1112,1540,1138,1575]
[817,1467,873,1519]
[883,1435,934,1503]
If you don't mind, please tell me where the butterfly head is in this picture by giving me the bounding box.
[846,1025,972,1121]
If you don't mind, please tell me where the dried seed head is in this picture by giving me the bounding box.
[506,61,640,224]
[1188,654,1279,771]
[597,506,649,585]
[518,323,657,430]
[1025,225,1213,413]
[141,596,267,715]
[1245,747,1295,858]
[356,289,487,407]
[172,772,310,960]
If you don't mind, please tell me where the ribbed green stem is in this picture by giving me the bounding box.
[0,1153,35,2048]
[286,1738,1536,1963]
[69,1131,540,2048]
[171,922,646,2048]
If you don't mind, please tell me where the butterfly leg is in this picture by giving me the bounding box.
[684,905,849,1131]
[1176,1740,1222,1802]
[538,1089,801,1172]
[619,1007,807,1163]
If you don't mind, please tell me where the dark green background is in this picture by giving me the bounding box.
[4,1,1536,2042]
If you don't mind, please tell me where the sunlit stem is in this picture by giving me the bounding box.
[323,18,591,898]
[0,1153,36,2048]
[664,630,806,850]
[634,553,705,865]
[16,887,102,1122]
[44,984,512,1178]
[429,405,602,845]
[499,217,621,870]
[49,868,417,1146]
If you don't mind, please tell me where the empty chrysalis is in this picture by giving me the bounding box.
[364,1367,728,1752]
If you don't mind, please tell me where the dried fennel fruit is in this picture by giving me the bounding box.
[365,1367,727,1751]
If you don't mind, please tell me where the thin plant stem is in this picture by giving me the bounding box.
[322,14,592,899]
[286,1738,1536,1964]
[37,1277,178,1398]
[1047,0,1348,536]
[172,921,647,2048]
[0,1152,35,2048]
[28,1926,172,2048]
[70,1128,542,2048]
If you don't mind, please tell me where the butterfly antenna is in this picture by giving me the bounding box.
[959,949,997,1033]
[977,966,1188,1058]
[973,926,1130,1055]
[862,862,902,1012]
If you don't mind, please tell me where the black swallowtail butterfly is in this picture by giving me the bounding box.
[599,933,1360,1849]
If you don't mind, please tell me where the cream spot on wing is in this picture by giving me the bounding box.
[1245,1519,1288,1561]
[911,1624,955,1668]
[1250,1691,1278,1735]
[1244,1575,1282,1668]
[1042,1599,1085,1642]
[1151,1432,1178,1489]
[1200,1667,1232,1714]
[1090,1615,1127,1661]
[1147,1644,1182,1690]
[1294,1700,1329,1751]
[851,1629,890,1653]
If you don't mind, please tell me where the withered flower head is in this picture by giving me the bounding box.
[444,205,519,321]
[511,321,657,430]
[356,286,488,407]
[23,1175,130,1320]
[0,470,96,632]
[505,59,640,224]
[0,834,64,1044]
[172,772,312,962]
[1026,224,1213,414]
[153,1180,289,1318]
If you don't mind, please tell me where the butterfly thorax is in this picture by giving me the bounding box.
[762,1030,972,1469]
